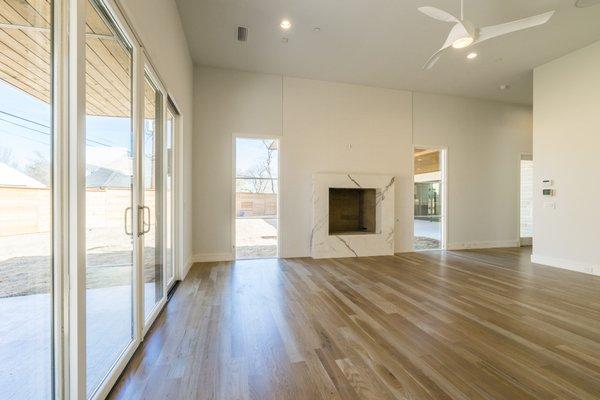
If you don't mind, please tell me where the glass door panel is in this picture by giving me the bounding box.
[143,76,163,320]
[0,0,54,398]
[85,0,134,396]
[165,109,174,286]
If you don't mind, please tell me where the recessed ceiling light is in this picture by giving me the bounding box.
[467,52,478,59]
[499,84,511,91]
[280,19,292,30]
[313,27,321,32]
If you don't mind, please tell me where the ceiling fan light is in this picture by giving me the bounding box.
[452,36,474,49]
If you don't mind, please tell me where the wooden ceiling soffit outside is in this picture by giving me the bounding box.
[0,0,154,118]
[414,149,441,175]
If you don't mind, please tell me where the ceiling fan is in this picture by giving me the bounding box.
[418,0,555,70]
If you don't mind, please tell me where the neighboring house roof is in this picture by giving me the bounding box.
[86,167,132,189]
[0,162,46,188]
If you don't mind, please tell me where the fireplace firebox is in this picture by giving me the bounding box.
[328,188,376,235]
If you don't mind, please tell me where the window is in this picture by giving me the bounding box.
[143,74,164,320]
[0,0,55,398]
[85,0,135,395]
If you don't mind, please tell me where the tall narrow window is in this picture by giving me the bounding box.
[84,0,134,396]
[0,0,54,397]
[143,75,164,320]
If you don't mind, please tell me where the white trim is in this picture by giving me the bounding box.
[67,1,87,398]
[231,133,282,260]
[447,240,521,250]
[89,338,140,400]
[193,252,235,263]
[143,296,167,337]
[531,254,600,276]
[54,0,68,397]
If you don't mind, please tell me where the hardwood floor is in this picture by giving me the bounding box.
[109,247,600,400]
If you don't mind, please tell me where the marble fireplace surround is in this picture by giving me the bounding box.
[311,173,395,259]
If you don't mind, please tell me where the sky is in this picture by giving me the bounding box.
[235,138,278,177]
[0,78,276,186]
[0,79,133,176]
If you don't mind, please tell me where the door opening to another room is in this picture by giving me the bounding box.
[413,148,446,251]
[520,154,533,246]
[234,137,279,259]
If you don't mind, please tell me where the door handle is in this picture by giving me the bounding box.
[138,205,152,236]
[124,206,132,235]
[137,205,145,236]
[143,206,151,234]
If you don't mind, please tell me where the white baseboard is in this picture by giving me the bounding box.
[192,252,234,263]
[447,240,520,251]
[531,254,600,276]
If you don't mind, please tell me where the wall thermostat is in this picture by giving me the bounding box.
[542,188,554,196]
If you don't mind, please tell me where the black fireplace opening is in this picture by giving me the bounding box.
[328,188,376,235]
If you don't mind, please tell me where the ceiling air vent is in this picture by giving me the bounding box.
[237,26,248,42]
[575,0,600,7]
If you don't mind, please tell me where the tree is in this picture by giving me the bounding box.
[25,152,50,186]
[0,147,17,168]
[238,140,277,194]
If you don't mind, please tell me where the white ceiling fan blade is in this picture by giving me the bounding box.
[418,6,459,23]
[422,24,467,70]
[575,0,600,8]
[475,10,555,44]
[423,51,444,70]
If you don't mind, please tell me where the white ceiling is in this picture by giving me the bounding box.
[175,0,600,105]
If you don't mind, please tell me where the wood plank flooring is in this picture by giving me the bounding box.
[109,247,600,399]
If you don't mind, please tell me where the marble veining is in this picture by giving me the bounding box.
[311,173,395,259]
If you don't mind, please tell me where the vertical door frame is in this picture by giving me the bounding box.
[167,96,185,283]
[140,58,168,336]
[66,0,87,398]
[165,101,179,289]
[231,133,282,260]
[411,145,448,251]
[54,0,68,397]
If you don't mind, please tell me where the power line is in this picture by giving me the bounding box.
[0,110,50,129]
[0,115,120,148]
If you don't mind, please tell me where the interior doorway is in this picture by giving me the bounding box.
[234,137,279,259]
[413,147,446,251]
[520,154,533,246]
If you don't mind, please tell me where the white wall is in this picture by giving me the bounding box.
[413,93,532,249]
[532,40,600,275]
[120,0,195,275]
[193,66,532,259]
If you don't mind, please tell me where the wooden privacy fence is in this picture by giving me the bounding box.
[236,192,277,218]
[0,186,157,237]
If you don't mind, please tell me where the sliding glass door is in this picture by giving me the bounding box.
[143,74,164,320]
[0,0,178,397]
[0,0,54,397]
[85,0,135,396]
